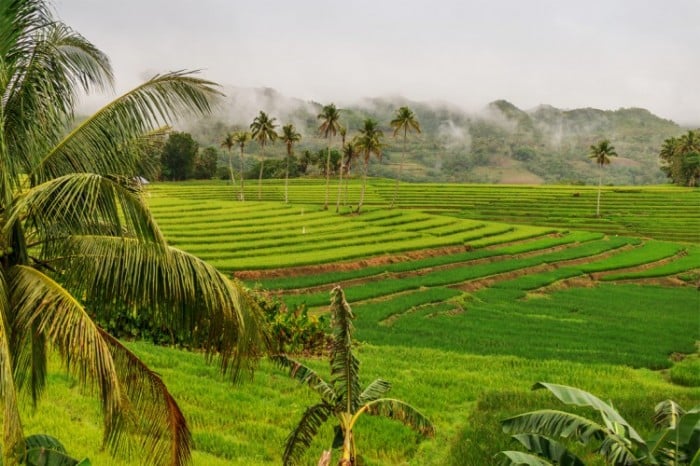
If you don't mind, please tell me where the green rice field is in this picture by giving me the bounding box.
[25,179,700,465]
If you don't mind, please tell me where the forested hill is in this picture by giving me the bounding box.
[186,86,688,185]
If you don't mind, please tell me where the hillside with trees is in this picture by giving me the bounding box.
[183,87,689,186]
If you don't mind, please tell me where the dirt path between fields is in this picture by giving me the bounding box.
[233,233,568,282]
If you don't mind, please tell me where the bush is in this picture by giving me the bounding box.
[249,288,330,355]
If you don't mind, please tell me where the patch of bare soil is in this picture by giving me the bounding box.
[277,238,578,296]
[233,244,472,282]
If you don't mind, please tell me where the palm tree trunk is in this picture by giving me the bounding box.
[344,158,351,206]
[596,168,602,217]
[391,129,407,208]
[228,151,236,199]
[335,160,344,213]
[324,138,332,210]
[258,146,265,201]
[285,153,289,204]
[357,158,368,213]
[239,147,245,201]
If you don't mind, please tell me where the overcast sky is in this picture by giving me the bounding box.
[54,0,698,125]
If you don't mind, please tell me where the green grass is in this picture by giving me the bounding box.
[25,179,697,465]
[669,356,700,387]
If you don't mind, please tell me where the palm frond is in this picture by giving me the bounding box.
[501,409,605,444]
[3,21,113,186]
[510,433,585,466]
[649,406,700,464]
[51,236,266,378]
[328,286,361,414]
[363,398,435,437]
[98,330,190,466]
[283,403,332,466]
[532,382,644,443]
[495,451,555,466]
[8,173,165,246]
[0,268,25,463]
[654,400,686,429]
[9,264,121,429]
[596,433,639,465]
[270,355,335,403]
[31,71,221,183]
[359,379,391,404]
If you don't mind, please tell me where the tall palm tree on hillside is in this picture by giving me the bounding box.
[220,132,237,195]
[390,106,421,208]
[250,111,278,200]
[588,139,617,217]
[232,130,251,200]
[0,2,264,465]
[355,119,383,214]
[318,104,342,210]
[280,124,301,204]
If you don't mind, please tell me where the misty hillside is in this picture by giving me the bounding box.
[186,86,687,185]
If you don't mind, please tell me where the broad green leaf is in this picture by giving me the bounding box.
[502,409,605,444]
[495,450,555,465]
[510,433,584,466]
[532,382,644,443]
[363,398,435,437]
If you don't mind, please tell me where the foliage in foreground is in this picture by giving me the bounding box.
[0,2,264,465]
[498,382,700,465]
[272,286,434,465]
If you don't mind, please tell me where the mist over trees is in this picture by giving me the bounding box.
[181,87,694,186]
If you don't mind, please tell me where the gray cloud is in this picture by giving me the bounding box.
[54,0,699,125]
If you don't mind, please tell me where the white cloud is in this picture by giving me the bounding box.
[55,0,700,125]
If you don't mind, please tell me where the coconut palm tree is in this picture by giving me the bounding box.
[0,2,264,465]
[273,286,434,466]
[355,119,383,213]
[390,106,421,208]
[318,104,342,210]
[231,130,251,200]
[588,139,617,217]
[220,132,237,195]
[250,111,278,200]
[280,124,301,204]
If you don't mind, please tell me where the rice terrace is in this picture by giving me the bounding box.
[3,1,700,466]
[28,179,697,465]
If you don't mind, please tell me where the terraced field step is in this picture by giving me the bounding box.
[148,196,558,271]
[147,180,700,243]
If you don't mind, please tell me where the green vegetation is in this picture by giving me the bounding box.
[184,89,687,185]
[660,130,700,187]
[273,287,434,465]
[0,4,263,465]
[498,383,700,465]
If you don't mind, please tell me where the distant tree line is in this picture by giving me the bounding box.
[148,118,699,193]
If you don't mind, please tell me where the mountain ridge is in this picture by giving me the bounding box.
[186,86,689,185]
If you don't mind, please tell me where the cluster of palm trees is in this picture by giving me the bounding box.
[221,104,421,213]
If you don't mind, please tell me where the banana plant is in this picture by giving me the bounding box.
[3,434,91,466]
[272,286,435,465]
[497,382,700,466]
